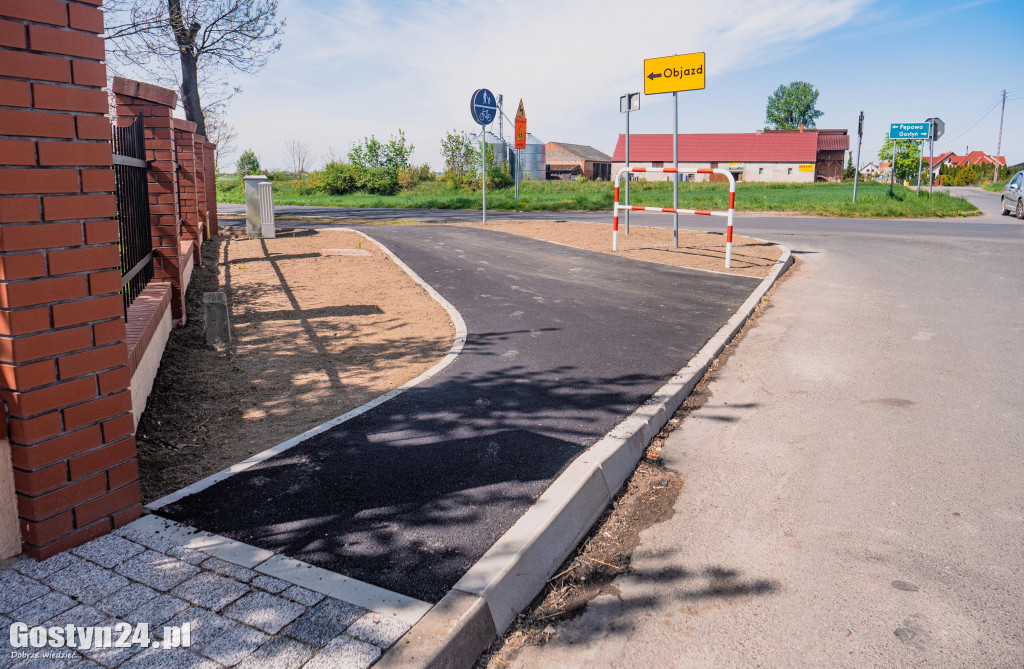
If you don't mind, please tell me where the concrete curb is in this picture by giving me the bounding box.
[378,244,793,668]
[147,230,468,511]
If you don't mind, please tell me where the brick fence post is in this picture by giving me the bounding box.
[193,137,208,241]
[112,78,189,323]
[172,118,200,248]
[0,0,142,558]
[203,139,219,236]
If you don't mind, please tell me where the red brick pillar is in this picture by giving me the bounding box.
[0,0,142,558]
[173,119,200,247]
[193,138,208,242]
[112,78,187,323]
[204,139,219,236]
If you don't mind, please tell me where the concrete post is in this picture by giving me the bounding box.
[244,175,266,237]
[258,181,275,239]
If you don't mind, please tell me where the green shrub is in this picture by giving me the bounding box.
[357,166,399,195]
[398,163,435,189]
[236,149,261,176]
[295,172,324,195]
[953,164,978,186]
[487,163,514,189]
[321,161,359,195]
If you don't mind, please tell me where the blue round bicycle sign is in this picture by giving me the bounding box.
[471,88,497,126]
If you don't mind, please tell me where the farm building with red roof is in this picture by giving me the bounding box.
[610,128,849,183]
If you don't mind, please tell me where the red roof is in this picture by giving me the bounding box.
[927,151,1005,167]
[611,132,822,163]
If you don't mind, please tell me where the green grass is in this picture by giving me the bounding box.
[984,180,1011,192]
[217,177,978,218]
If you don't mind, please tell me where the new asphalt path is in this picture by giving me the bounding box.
[159,224,761,603]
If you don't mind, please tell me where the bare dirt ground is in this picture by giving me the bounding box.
[475,267,793,668]
[455,220,782,279]
[136,228,455,502]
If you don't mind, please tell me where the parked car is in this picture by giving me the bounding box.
[1002,170,1024,219]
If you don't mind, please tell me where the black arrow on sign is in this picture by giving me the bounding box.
[647,72,662,81]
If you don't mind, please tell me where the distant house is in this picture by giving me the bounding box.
[927,150,1006,178]
[859,161,880,176]
[609,128,850,183]
[545,142,613,180]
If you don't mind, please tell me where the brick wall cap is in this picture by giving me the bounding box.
[111,77,177,108]
[171,118,197,133]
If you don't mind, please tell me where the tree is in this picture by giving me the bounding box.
[440,130,476,188]
[236,149,261,176]
[953,164,978,186]
[348,131,414,178]
[285,139,313,176]
[104,0,284,136]
[765,81,824,130]
[878,134,922,184]
[843,154,856,181]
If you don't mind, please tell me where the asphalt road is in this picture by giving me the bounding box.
[159,225,760,603]
[506,213,1024,666]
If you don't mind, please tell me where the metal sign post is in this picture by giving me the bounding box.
[673,91,679,248]
[916,140,924,194]
[471,89,498,224]
[888,122,930,195]
[620,92,639,235]
[926,117,943,195]
[853,111,863,203]
[514,101,526,201]
[640,52,704,243]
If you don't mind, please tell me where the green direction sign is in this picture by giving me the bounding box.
[890,122,930,140]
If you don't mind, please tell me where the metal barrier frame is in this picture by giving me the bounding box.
[613,167,736,268]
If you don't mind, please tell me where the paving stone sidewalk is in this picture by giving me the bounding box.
[0,518,411,668]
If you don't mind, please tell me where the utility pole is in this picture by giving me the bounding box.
[994,88,1006,182]
[853,110,863,203]
[889,138,896,196]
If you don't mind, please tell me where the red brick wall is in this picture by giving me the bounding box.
[112,78,188,322]
[0,0,141,558]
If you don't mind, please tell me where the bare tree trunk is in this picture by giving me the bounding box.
[168,0,206,136]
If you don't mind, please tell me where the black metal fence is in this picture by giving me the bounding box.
[112,115,153,313]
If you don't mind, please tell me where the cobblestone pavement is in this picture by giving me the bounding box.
[0,516,421,668]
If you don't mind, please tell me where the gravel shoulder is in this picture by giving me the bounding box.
[136,228,455,502]
[454,220,782,279]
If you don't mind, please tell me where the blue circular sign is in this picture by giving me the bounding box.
[471,88,497,126]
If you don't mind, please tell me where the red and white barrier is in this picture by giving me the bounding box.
[613,167,736,268]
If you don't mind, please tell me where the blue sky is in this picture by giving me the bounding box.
[221,0,1023,173]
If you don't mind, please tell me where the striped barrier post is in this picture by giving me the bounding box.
[613,167,737,268]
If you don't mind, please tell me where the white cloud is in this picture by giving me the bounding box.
[228,0,872,170]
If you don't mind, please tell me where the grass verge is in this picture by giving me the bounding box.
[218,178,978,218]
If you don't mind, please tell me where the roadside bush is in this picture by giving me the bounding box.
[357,166,399,195]
[398,163,435,189]
[295,172,324,195]
[487,164,514,189]
[266,170,290,182]
[321,161,360,195]
[953,164,978,186]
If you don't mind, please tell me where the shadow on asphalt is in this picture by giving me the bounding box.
[159,358,677,602]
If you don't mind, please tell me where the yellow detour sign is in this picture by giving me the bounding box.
[515,99,526,149]
[798,164,815,172]
[643,52,705,95]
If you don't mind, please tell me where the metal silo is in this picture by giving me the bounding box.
[517,133,546,181]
